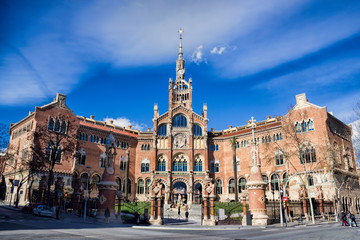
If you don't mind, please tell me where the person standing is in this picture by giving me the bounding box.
[104,208,110,223]
[185,210,189,220]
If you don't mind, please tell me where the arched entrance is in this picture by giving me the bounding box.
[194,183,202,204]
[172,182,187,204]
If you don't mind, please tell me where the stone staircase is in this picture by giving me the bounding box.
[163,203,202,225]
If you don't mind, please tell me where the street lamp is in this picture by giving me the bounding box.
[84,166,91,222]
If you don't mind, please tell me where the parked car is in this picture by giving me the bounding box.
[22,203,40,214]
[32,205,53,217]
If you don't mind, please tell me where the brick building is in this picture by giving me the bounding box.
[1,33,359,220]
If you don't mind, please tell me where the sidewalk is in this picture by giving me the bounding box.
[0,205,344,230]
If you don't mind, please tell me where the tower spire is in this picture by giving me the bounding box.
[178,28,184,60]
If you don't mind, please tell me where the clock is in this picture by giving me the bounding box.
[177,69,185,75]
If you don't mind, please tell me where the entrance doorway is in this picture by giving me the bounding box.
[194,183,202,204]
[172,182,187,204]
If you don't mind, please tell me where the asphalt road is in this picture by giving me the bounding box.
[1,207,359,240]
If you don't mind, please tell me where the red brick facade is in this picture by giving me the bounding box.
[2,41,360,219]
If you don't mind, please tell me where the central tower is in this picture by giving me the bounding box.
[168,29,193,110]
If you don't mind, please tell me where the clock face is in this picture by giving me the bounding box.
[178,69,185,75]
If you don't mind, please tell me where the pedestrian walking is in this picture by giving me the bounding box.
[104,207,110,223]
[346,211,352,227]
[178,206,181,217]
[351,213,358,227]
[342,212,348,226]
[185,210,189,220]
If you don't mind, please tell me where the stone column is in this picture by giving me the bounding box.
[96,134,119,221]
[302,199,309,221]
[149,197,155,221]
[316,186,325,219]
[209,196,215,221]
[157,198,162,220]
[242,196,248,225]
[203,197,208,220]
[246,165,268,226]
[149,181,164,225]
[202,181,216,226]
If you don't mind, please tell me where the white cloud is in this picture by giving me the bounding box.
[103,117,147,131]
[191,45,206,64]
[210,46,226,55]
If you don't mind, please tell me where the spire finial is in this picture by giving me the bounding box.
[178,28,184,59]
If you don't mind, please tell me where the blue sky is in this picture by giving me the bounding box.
[1,0,360,132]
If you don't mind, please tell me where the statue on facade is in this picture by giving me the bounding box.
[316,186,324,199]
[298,185,308,199]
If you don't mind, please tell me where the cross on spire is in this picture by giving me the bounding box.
[249,116,256,128]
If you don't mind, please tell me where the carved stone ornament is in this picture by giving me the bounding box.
[206,182,214,194]
[106,167,114,175]
[173,133,187,148]
[99,194,107,205]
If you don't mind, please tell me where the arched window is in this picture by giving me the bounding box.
[307,175,314,186]
[48,118,54,131]
[301,120,308,132]
[157,155,166,171]
[157,124,167,136]
[116,177,122,191]
[145,179,151,194]
[295,122,301,133]
[228,179,235,194]
[54,119,61,132]
[235,157,240,172]
[99,152,107,168]
[60,121,67,134]
[283,173,289,185]
[262,175,269,184]
[216,179,223,194]
[210,159,220,173]
[271,174,280,191]
[172,114,187,127]
[210,144,219,151]
[91,174,101,189]
[194,155,203,172]
[308,119,314,131]
[239,178,247,193]
[275,150,284,166]
[45,142,62,163]
[80,173,89,189]
[300,145,316,164]
[123,179,132,194]
[141,159,150,172]
[137,179,144,194]
[193,124,202,136]
[172,154,188,172]
[77,149,86,165]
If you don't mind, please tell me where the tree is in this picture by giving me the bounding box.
[30,114,78,205]
[230,136,239,202]
[262,109,328,224]
[352,101,360,168]
[0,144,44,207]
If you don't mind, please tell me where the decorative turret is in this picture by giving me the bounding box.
[246,117,269,226]
[169,29,193,110]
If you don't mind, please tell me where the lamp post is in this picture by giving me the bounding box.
[84,166,91,222]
